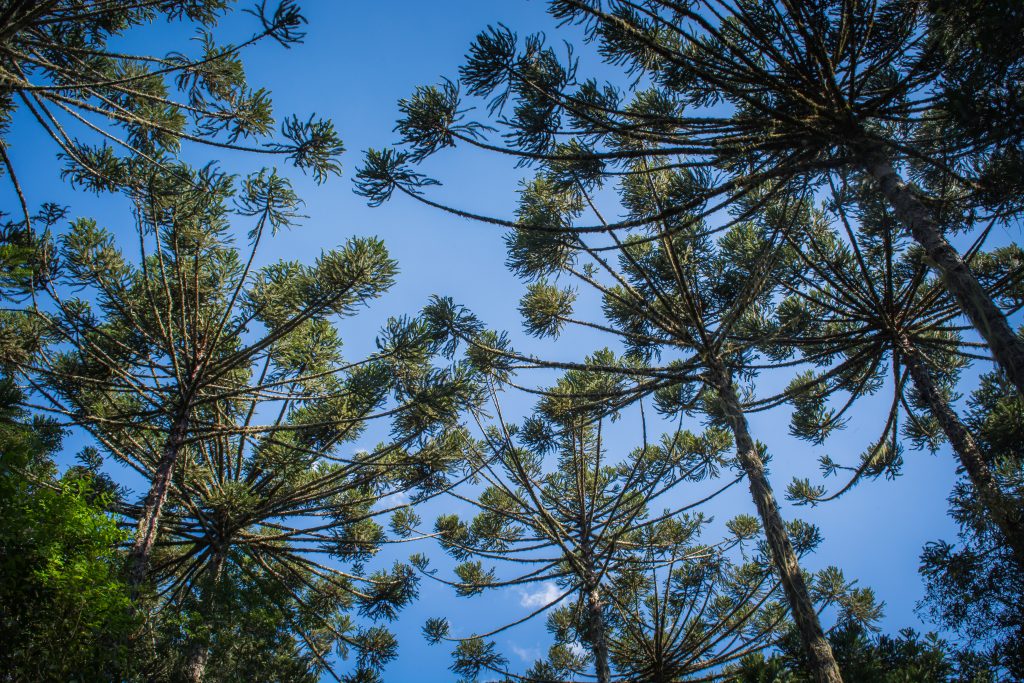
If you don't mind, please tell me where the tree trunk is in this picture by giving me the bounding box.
[901,343,1024,569]
[710,365,843,683]
[584,581,612,683]
[182,548,228,683]
[127,409,190,593]
[857,142,1024,396]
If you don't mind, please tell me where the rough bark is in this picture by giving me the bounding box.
[183,628,213,683]
[901,343,1024,570]
[127,409,190,593]
[710,365,843,683]
[584,581,612,683]
[857,143,1024,396]
[182,548,228,683]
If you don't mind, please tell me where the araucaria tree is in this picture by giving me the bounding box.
[357,0,1024,392]
[775,186,1024,568]
[145,315,476,682]
[1,161,483,679]
[360,143,851,679]
[355,3,1024,678]
[918,370,1024,678]
[420,359,741,682]
[416,363,877,683]
[1,160,478,678]
[0,1,1019,681]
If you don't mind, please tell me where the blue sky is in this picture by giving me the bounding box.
[3,1,1006,680]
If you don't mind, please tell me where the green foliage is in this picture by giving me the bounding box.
[1,152,486,680]
[0,3,1019,682]
[519,280,576,338]
[453,560,496,597]
[152,553,336,682]
[389,506,420,538]
[731,621,997,682]
[359,563,420,621]
[451,637,508,682]
[787,371,848,445]
[506,177,582,279]
[0,379,138,680]
[0,0,343,207]
[918,371,1024,678]
[423,617,450,645]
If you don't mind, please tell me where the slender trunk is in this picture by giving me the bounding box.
[127,409,190,594]
[901,343,1024,569]
[857,142,1024,396]
[584,581,612,683]
[710,364,843,683]
[182,548,228,683]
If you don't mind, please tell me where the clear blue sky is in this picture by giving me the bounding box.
[3,1,1002,680]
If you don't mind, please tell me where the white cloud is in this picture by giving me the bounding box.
[568,642,587,658]
[509,642,541,663]
[379,489,410,507]
[517,581,562,609]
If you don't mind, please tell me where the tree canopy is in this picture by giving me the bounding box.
[0,1,1020,681]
